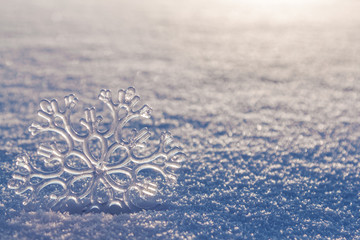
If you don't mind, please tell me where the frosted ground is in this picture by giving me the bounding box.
[1,0,360,239]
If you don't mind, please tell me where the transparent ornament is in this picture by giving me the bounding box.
[8,87,185,213]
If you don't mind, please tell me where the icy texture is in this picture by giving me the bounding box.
[1,0,360,239]
[8,87,184,212]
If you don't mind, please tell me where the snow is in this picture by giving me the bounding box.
[1,0,360,239]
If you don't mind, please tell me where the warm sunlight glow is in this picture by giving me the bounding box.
[199,0,336,25]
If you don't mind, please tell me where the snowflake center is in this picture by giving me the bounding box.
[94,165,105,176]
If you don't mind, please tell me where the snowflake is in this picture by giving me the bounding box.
[8,87,184,212]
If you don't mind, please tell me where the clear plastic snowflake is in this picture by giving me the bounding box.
[8,87,184,212]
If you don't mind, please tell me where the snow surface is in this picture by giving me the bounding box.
[1,0,360,239]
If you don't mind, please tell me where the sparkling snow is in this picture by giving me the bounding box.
[1,0,360,239]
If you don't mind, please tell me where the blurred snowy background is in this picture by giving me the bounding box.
[1,0,360,238]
